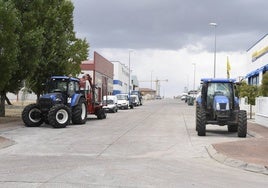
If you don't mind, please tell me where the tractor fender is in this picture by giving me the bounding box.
[70,94,85,107]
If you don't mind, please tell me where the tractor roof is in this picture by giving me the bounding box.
[201,78,236,83]
[51,76,80,82]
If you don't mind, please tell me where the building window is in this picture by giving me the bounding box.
[249,74,259,86]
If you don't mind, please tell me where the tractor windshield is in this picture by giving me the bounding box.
[206,82,234,109]
[48,79,68,93]
[207,82,232,98]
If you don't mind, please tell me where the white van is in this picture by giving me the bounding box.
[103,95,118,113]
[130,94,140,106]
[116,93,129,109]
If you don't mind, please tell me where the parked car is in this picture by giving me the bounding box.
[155,95,162,99]
[103,95,118,113]
[116,93,130,109]
[130,94,140,106]
[131,90,143,105]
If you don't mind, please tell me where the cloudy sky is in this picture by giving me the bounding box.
[72,0,267,97]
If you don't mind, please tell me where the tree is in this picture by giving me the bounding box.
[25,0,89,98]
[237,81,259,119]
[3,0,45,103]
[260,72,268,96]
[0,0,20,117]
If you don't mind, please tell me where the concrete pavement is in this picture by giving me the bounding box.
[1,118,268,175]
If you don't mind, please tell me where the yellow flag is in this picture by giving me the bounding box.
[227,56,231,78]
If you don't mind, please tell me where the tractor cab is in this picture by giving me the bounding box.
[46,76,80,104]
[201,79,236,118]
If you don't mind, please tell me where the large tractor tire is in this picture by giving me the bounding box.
[196,108,206,136]
[22,104,43,127]
[48,104,71,128]
[237,110,247,137]
[228,125,238,132]
[195,104,200,131]
[72,98,87,124]
[97,108,107,119]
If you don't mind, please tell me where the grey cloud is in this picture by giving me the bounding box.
[73,0,267,52]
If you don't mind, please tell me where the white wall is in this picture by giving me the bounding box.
[239,97,255,118]
[255,97,268,128]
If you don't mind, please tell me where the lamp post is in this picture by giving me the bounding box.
[128,50,133,96]
[209,22,217,78]
[150,70,153,90]
[192,63,196,91]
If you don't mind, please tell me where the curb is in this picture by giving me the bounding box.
[206,145,268,175]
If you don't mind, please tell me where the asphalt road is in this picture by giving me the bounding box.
[0,99,267,187]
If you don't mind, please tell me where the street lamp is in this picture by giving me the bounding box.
[128,50,133,95]
[150,70,153,90]
[209,22,217,78]
[192,63,196,91]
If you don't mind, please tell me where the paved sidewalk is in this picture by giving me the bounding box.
[0,121,23,149]
[207,121,268,175]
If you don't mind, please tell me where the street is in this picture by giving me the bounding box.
[0,99,267,187]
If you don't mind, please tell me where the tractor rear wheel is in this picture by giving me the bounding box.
[196,108,206,136]
[48,104,71,128]
[22,104,43,127]
[72,98,87,124]
[238,110,247,137]
[97,109,106,119]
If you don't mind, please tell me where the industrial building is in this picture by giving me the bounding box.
[246,34,268,85]
[80,52,114,101]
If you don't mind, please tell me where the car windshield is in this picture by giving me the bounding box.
[103,100,114,104]
[117,95,128,100]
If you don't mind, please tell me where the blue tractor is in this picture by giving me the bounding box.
[196,78,247,137]
[22,76,106,128]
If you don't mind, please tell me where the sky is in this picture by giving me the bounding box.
[72,0,267,97]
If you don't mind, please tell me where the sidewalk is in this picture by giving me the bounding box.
[207,121,268,175]
[0,121,23,149]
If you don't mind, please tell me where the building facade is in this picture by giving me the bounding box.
[111,61,130,95]
[244,34,268,127]
[80,52,114,101]
[246,34,268,85]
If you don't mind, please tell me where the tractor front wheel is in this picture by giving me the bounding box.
[237,110,247,137]
[22,104,43,127]
[196,108,206,136]
[228,125,238,132]
[48,104,71,128]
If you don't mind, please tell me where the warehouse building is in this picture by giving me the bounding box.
[246,34,268,85]
[80,52,114,101]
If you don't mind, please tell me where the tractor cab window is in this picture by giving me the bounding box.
[207,83,231,97]
[68,81,76,96]
[49,79,68,93]
[207,82,233,108]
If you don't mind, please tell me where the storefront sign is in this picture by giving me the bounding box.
[252,46,268,62]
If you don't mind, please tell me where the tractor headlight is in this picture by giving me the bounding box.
[226,103,229,110]
[55,98,62,102]
[216,103,220,110]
